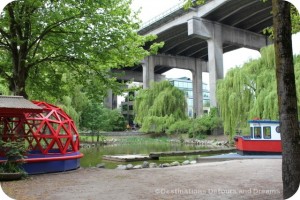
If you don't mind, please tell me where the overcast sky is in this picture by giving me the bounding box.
[131,0,300,83]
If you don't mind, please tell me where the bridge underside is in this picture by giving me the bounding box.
[114,0,273,116]
[123,0,272,77]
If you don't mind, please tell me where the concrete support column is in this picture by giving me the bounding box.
[104,89,118,109]
[192,60,203,117]
[142,57,155,89]
[208,24,223,107]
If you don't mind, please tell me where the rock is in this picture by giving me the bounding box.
[190,160,197,164]
[142,161,149,168]
[126,164,133,170]
[182,160,190,165]
[170,161,180,166]
[116,165,127,170]
[149,163,157,168]
[96,163,105,168]
[133,165,142,169]
[162,163,170,168]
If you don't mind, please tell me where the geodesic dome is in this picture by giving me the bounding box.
[24,101,80,154]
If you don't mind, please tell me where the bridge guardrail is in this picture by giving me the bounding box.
[139,0,212,30]
[139,1,186,30]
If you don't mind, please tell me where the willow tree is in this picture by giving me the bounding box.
[216,46,284,139]
[134,81,187,133]
[0,0,159,100]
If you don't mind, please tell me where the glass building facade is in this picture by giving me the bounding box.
[169,77,210,117]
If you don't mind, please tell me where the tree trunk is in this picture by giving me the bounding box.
[7,3,29,99]
[11,65,28,98]
[272,0,300,198]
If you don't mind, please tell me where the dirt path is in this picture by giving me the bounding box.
[2,159,283,200]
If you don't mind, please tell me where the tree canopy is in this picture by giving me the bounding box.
[0,0,160,101]
[80,102,126,132]
[216,45,300,139]
[134,81,187,133]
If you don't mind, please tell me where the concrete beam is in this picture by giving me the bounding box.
[111,69,165,83]
[140,0,230,36]
[150,54,208,72]
[197,0,230,18]
[188,17,270,51]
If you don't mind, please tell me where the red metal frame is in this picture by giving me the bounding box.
[1,101,80,156]
[24,101,80,154]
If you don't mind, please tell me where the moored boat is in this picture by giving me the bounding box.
[234,120,282,155]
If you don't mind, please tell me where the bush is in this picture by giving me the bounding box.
[80,103,126,132]
[166,119,192,135]
[188,108,222,138]
[140,115,176,134]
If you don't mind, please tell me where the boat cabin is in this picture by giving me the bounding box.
[234,120,282,155]
[248,120,281,140]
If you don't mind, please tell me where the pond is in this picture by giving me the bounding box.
[80,138,218,169]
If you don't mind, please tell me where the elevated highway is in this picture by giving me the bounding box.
[119,0,273,116]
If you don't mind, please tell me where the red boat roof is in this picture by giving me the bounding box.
[0,95,42,116]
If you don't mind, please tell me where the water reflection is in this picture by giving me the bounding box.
[80,143,209,169]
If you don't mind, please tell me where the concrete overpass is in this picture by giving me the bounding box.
[118,0,273,116]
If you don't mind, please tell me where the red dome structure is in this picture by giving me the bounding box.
[0,97,83,174]
[24,101,79,154]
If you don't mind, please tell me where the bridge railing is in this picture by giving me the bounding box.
[139,0,213,31]
[139,1,186,30]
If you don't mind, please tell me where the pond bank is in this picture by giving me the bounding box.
[79,135,234,169]
[2,159,283,200]
[79,133,231,148]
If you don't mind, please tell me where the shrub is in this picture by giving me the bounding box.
[166,119,192,135]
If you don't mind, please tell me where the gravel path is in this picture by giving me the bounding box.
[2,159,283,200]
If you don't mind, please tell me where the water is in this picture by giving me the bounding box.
[79,141,213,169]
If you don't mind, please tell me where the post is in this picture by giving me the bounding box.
[192,60,203,117]
[208,24,223,107]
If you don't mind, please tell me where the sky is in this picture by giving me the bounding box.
[131,0,300,84]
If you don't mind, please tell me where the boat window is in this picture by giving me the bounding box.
[263,127,271,139]
[250,127,253,138]
[276,126,280,133]
[254,127,261,139]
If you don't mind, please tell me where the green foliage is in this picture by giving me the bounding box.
[109,109,127,131]
[216,45,300,139]
[291,6,300,34]
[80,103,126,132]
[167,119,192,135]
[0,78,9,95]
[184,0,205,10]
[140,115,176,134]
[134,81,187,133]
[263,3,299,36]
[188,108,222,138]
[0,0,157,99]
[0,139,27,173]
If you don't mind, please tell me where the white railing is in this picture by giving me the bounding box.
[139,1,186,30]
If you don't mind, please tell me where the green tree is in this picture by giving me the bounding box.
[80,102,125,132]
[272,0,300,198]
[0,0,159,99]
[134,81,187,133]
[216,46,281,139]
[188,107,222,138]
